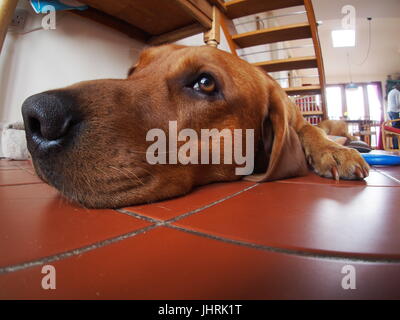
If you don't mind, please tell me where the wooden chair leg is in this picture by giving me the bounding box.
[382,125,387,150]
[382,135,386,150]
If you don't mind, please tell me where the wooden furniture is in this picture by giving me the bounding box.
[222,0,327,119]
[76,0,224,45]
[381,119,400,151]
[345,120,380,147]
[0,0,18,53]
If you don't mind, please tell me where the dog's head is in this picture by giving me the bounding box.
[22,44,307,208]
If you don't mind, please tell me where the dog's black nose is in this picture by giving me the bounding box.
[22,92,79,154]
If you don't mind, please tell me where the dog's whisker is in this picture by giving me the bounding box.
[135,166,155,179]
[120,167,145,185]
[108,165,145,186]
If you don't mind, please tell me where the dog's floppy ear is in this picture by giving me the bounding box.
[245,86,308,182]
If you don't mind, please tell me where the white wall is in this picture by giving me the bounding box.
[0,2,145,125]
[0,1,146,156]
[318,16,400,86]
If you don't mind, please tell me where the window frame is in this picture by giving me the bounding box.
[326,81,384,122]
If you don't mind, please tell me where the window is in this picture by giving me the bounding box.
[345,85,365,120]
[326,82,383,121]
[326,86,342,119]
[367,84,382,121]
[325,82,383,147]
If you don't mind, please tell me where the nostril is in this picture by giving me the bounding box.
[27,115,72,141]
[28,116,41,136]
[22,91,80,152]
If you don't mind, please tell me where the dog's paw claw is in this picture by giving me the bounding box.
[354,167,362,179]
[331,167,339,181]
[311,146,370,181]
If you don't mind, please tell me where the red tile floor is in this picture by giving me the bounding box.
[0,158,399,299]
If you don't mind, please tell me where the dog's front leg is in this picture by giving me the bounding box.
[297,123,369,180]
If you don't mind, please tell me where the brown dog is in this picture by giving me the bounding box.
[22,45,369,208]
[318,119,358,142]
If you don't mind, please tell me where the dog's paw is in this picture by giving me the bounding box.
[308,145,370,180]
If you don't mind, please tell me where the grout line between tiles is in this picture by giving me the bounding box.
[276,180,399,187]
[116,209,161,223]
[373,169,400,185]
[117,183,259,224]
[118,192,400,264]
[2,179,399,276]
[0,183,258,275]
[116,182,400,263]
[165,224,400,264]
[0,182,44,187]
[166,183,260,223]
[0,224,160,275]
[117,208,400,264]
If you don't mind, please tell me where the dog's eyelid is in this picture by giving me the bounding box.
[127,64,138,77]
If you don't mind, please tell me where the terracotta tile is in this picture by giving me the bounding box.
[0,227,399,299]
[276,170,399,187]
[13,160,34,169]
[374,166,400,182]
[0,160,19,170]
[122,180,256,220]
[173,182,400,259]
[0,169,42,186]
[0,183,151,266]
[0,160,34,170]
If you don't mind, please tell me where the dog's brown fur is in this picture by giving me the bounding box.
[27,45,369,208]
[318,120,358,142]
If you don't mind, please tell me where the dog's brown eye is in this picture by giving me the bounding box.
[193,74,216,94]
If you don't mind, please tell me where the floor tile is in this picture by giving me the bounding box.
[173,182,400,259]
[0,160,33,170]
[0,227,399,300]
[374,166,400,182]
[12,160,33,169]
[122,180,256,220]
[0,183,151,267]
[0,169,42,186]
[276,170,399,187]
[0,160,19,170]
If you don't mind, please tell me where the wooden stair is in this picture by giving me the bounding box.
[284,85,321,96]
[225,0,305,19]
[232,23,312,48]
[221,0,327,120]
[254,56,317,72]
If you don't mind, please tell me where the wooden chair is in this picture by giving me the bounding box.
[381,119,400,151]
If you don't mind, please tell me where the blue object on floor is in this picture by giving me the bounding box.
[30,0,88,13]
[361,153,400,166]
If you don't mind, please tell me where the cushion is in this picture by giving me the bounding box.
[345,140,372,153]
[1,128,29,160]
[384,125,400,134]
